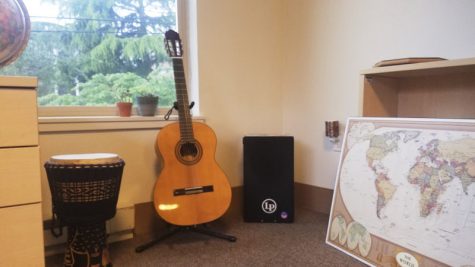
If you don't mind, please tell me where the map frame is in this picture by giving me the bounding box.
[326,117,475,267]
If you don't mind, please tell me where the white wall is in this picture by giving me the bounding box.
[281,0,475,189]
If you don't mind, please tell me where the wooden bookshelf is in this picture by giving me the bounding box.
[361,57,475,118]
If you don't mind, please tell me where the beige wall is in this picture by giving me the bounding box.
[39,128,161,218]
[39,0,475,219]
[196,0,475,190]
[39,0,285,219]
[281,0,475,189]
[196,0,285,186]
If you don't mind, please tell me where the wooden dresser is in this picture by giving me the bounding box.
[0,76,45,266]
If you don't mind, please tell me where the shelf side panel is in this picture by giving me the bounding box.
[362,76,399,117]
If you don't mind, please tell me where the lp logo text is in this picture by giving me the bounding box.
[261,198,277,214]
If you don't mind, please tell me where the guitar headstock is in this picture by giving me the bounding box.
[164,30,183,58]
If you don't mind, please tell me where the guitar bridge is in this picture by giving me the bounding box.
[174,185,214,196]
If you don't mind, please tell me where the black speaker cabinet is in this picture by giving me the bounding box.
[243,136,294,223]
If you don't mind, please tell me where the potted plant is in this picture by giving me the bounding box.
[133,86,159,116]
[115,88,133,117]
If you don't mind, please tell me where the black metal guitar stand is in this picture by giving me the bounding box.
[135,224,237,253]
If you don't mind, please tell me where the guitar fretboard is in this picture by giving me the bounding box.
[172,58,194,142]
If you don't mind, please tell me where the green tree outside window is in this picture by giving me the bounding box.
[0,0,177,107]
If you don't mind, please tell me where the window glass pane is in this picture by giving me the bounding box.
[0,0,177,107]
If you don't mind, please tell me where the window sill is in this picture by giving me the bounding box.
[38,115,205,133]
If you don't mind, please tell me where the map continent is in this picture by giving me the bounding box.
[336,120,475,266]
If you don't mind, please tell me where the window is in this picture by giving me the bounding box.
[0,0,179,113]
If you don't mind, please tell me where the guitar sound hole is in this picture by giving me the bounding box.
[180,142,198,157]
[176,141,202,165]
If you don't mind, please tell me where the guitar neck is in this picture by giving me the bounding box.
[172,58,194,141]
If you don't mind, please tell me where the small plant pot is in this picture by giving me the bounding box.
[136,96,159,116]
[116,102,133,117]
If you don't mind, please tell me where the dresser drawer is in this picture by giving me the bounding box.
[0,203,45,266]
[0,146,41,207]
[0,89,38,147]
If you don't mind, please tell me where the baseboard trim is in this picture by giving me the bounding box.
[134,186,243,238]
[134,183,334,236]
[294,182,334,214]
[42,183,334,253]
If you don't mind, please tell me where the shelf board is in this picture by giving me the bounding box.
[361,57,475,78]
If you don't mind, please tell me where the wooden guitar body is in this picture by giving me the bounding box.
[153,121,232,226]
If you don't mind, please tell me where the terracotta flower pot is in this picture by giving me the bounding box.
[116,102,133,117]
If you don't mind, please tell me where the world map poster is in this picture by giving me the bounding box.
[326,117,475,267]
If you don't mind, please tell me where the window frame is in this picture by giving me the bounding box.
[36,0,191,118]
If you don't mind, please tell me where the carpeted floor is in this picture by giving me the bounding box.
[45,209,367,266]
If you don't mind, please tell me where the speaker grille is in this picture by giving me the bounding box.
[243,136,294,222]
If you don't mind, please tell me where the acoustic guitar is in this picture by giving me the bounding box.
[153,30,232,226]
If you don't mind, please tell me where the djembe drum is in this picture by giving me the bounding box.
[45,153,125,267]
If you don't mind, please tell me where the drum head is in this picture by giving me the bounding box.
[48,153,122,165]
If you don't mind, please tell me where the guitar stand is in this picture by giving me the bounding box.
[135,224,237,253]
